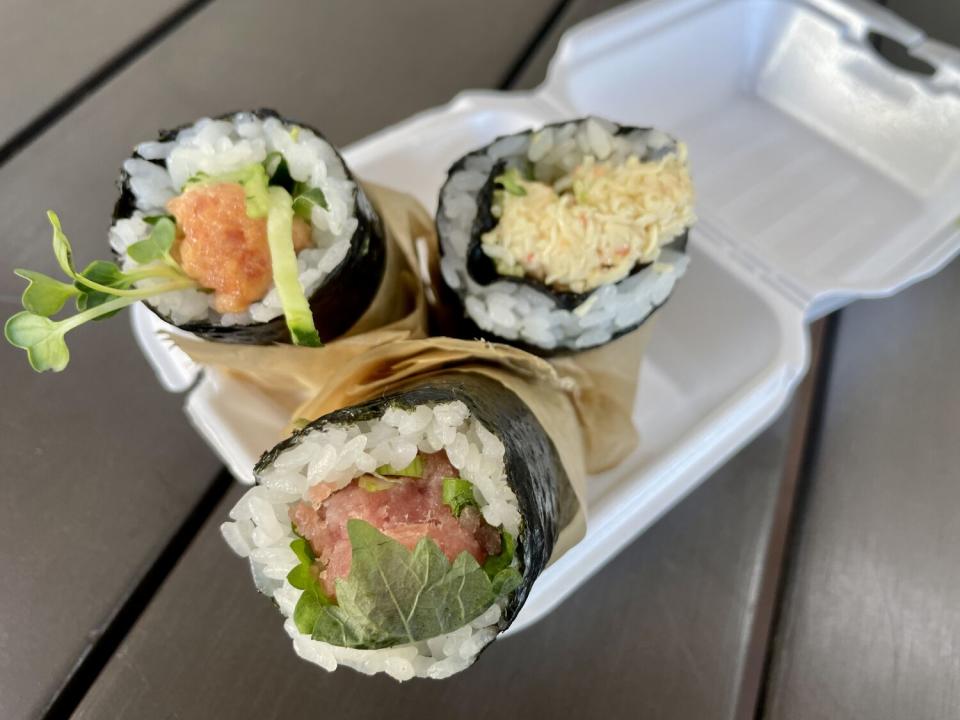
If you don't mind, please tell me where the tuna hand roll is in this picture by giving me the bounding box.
[221,373,567,680]
[5,110,385,371]
[437,117,695,354]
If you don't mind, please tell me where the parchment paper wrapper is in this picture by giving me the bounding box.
[169,183,436,404]
[287,336,587,565]
[170,183,645,479]
[550,321,654,474]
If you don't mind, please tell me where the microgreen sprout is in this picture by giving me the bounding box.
[7,153,331,372]
[5,212,196,372]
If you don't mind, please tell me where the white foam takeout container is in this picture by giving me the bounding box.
[132,0,960,633]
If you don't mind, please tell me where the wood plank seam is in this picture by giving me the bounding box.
[39,469,233,720]
[749,314,842,720]
[35,3,585,716]
[733,317,832,718]
[499,0,574,89]
[0,0,213,170]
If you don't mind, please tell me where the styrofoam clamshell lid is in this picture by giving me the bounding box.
[540,0,960,316]
[137,0,960,392]
[128,0,960,635]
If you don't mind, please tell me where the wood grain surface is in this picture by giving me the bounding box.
[764,260,960,720]
[2,0,957,717]
[70,2,816,717]
[72,406,803,720]
[761,1,960,717]
[0,1,561,717]
[0,0,190,152]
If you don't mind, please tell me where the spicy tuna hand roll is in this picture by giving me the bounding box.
[220,372,573,680]
[437,117,695,354]
[5,109,385,372]
[113,109,385,344]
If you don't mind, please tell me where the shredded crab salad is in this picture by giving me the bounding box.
[481,145,695,293]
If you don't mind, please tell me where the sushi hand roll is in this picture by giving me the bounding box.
[5,110,385,371]
[222,361,584,680]
[438,117,695,354]
[159,182,439,396]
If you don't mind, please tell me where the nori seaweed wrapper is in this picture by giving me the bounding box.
[254,371,567,635]
[436,118,689,357]
[113,108,386,344]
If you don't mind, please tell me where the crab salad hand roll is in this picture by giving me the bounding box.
[221,373,565,680]
[438,117,695,353]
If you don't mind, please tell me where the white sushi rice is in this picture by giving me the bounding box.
[109,112,359,326]
[220,400,522,680]
[438,117,692,351]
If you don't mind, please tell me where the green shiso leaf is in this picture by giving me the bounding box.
[482,529,516,580]
[265,186,322,347]
[13,269,79,317]
[494,168,527,197]
[127,217,175,264]
[304,520,509,649]
[441,477,477,517]
[491,567,522,597]
[375,455,423,478]
[292,187,328,221]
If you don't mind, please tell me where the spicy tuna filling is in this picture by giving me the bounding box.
[107,113,360,338]
[290,450,503,597]
[167,182,313,313]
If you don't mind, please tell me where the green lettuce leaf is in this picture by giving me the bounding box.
[441,477,477,517]
[305,520,514,649]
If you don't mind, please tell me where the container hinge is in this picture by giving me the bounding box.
[804,0,923,46]
[697,218,810,312]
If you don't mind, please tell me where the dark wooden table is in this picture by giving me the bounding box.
[1,1,957,718]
